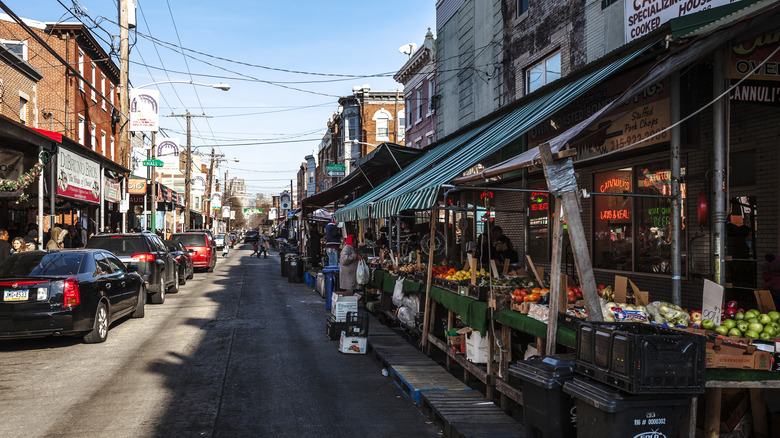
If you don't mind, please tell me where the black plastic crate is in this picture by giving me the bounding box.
[326,316,346,341]
[345,311,369,337]
[467,285,488,301]
[575,322,705,394]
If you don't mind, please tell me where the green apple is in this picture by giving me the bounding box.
[736,321,750,332]
[748,317,760,324]
[768,311,780,322]
[746,309,760,319]
[749,322,764,333]
[723,319,737,329]
[759,314,773,325]
[760,332,772,340]
[735,312,745,320]
[701,319,715,330]
[729,328,743,337]
[715,325,730,335]
[763,325,777,337]
[745,330,759,339]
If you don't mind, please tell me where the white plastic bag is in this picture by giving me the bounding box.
[392,277,405,306]
[356,259,369,285]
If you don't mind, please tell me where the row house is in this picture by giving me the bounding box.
[0,14,121,164]
[394,29,436,149]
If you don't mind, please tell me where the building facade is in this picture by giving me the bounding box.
[394,29,435,149]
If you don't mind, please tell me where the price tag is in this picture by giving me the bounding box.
[701,279,724,326]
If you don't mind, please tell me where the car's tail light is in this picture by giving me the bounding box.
[63,277,80,308]
[131,253,156,262]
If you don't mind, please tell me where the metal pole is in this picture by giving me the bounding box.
[118,0,130,169]
[38,146,44,249]
[671,72,682,304]
[99,163,105,232]
[49,152,56,233]
[151,132,156,232]
[184,110,192,229]
[713,49,728,285]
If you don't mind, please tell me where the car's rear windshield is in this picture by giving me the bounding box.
[171,234,207,247]
[86,236,148,255]
[0,252,85,277]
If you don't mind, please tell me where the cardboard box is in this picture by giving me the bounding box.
[459,327,497,364]
[331,292,358,322]
[613,275,649,305]
[446,334,463,346]
[706,350,772,370]
[339,331,367,354]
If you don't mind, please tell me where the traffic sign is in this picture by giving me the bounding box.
[142,159,164,167]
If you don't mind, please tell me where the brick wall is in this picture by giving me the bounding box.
[0,62,37,125]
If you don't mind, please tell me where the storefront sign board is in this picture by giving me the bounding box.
[130,89,159,132]
[57,149,100,204]
[0,150,25,198]
[104,176,121,203]
[625,0,742,43]
[728,31,780,82]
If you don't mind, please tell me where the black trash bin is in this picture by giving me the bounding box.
[509,354,577,437]
[563,377,692,438]
[287,255,303,283]
[280,250,290,277]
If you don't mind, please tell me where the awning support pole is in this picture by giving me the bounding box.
[421,205,436,350]
[545,199,565,355]
[713,48,728,285]
[671,71,682,305]
[38,146,44,249]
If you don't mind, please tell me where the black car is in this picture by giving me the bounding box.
[164,240,194,285]
[86,231,178,304]
[245,230,259,243]
[0,250,145,343]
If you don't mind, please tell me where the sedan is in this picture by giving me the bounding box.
[164,240,194,286]
[0,250,145,343]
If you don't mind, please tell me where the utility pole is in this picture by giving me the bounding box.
[119,0,130,169]
[225,169,230,232]
[166,111,209,230]
[204,148,225,232]
[151,132,157,232]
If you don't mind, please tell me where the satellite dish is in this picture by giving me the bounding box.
[398,43,418,57]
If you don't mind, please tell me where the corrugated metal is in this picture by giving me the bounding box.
[437,0,465,30]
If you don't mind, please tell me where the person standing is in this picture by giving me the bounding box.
[308,224,322,266]
[325,220,342,267]
[339,235,359,294]
[0,230,12,262]
[258,231,269,259]
[10,237,27,254]
[46,227,63,250]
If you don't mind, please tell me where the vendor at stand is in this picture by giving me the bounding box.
[325,219,342,267]
[494,235,519,264]
[375,227,390,249]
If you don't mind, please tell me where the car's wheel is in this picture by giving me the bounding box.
[83,302,109,343]
[179,267,187,285]
[151,274,166,304]
[207,260,214,272]
[188,265,194,279]
[132,285,146,318]
[169,270,180,293]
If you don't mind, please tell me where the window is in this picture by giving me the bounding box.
[90,123,96,151]
[344,116,357,142]
[101,74,106,110]
[109,137,114,160]
[416,89,423,121]
[376,117,389,140]
[428,80,436,114]
[78,50,85,91]
[19,96,28,125]
[91,63,97,101]
[528,189,550,262]
[1,39,27,60]
[526,51,562,94]
[101,131,106,155]
[78,115,85,145]
[398,111,405,142]
[516,0,530,17]
[594,168,633,271]
[406,98,413,126]
[308,171,314,183]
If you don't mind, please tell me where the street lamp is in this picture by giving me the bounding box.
[132,79,230,232]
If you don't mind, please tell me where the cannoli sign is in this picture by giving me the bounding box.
[57,149,100,204]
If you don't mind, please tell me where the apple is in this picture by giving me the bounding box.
[760,332,772,340]
[768,311,780,322]
[748,317,760,324]
[763,325,777,337]
[746,309,760,319]
[701,319,715,330]
[722,319,736,329]
[745,330,759,339]
[748,322,764,333]
[728,328,743,337]
[734,312,744,320]
[736,321,749,332]
[715,325,730,335]
[759,314,772,325]
[727,300,739,309]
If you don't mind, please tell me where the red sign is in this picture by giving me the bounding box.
[599,209,630,221]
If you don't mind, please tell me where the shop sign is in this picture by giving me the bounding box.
[728,31,780,82]
[128,178,147,194]
[129,88,159,132]
[157,139,181,173]
[212,191,222,209]
[222,206,231,219]
[129,194,145,205]
[269,207,278,220]
[57,149,100,204]
[0,150,24,198]
[104,176,121,203]
[729,82,780,105]
[192,172,206,195]
[624,0,741,43]
[530,192,548,211]
[243,208,262,214]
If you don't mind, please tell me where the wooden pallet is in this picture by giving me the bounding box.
[419,390,524,438]
[369,333,432,369]
[390,364,471,404]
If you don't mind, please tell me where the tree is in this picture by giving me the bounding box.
[247,193,273,229]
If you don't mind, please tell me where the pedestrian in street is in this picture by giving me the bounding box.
[222,242,229,257]
[46,226,63,250]
[0,230,12,262]
[339,234,359,294]
[258,231,269,258]
[251,241,259,256]
[325,219,342,267]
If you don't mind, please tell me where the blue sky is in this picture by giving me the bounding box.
[9,1,436,199]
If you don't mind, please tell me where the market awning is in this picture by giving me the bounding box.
[366,45,651,218]
[302,142,424,212]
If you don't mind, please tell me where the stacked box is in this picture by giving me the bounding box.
[331,292,358,322]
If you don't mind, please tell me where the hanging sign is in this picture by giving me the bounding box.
[57,149,100,204]
[192,173,207,195]
[211,191,222,209]
[222,206,231,219]
[0,150,25,198]
[104,176,121,203]
[157,139,181,173]
[129,88,159,132]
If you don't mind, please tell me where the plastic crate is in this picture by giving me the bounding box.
[575,322,705,394]
[345,311,369,337]
[467,285,489,301]
[326,316,346,341]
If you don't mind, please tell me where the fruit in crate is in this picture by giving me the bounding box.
[598,284,614,301]
[645,301,690,327]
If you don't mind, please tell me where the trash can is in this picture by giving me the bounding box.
[287,256,303,283]
[322,266,340,310]
[280,250,299,277]
[508,354,577,438]
[563,377,692,438]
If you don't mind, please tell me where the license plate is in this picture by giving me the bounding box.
[4,289,29,301]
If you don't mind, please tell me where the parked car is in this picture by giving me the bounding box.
[214,234,226,249]
[164,240,194,285]
[86,231,178,304]
[0,250,145,343]
[245,230,259,243]
[171,232,216,272]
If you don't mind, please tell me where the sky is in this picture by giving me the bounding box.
[7,0,436,200]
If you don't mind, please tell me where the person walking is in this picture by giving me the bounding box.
[251,241,259,257]
[325,219,342,267]
[258,231,269,258]
[339,235,359,294]
[0,230,12,262]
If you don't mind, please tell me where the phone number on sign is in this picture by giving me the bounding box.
[609,129,668,151]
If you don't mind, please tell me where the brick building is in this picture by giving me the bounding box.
[394,29,435,149]
[0,40,42,125]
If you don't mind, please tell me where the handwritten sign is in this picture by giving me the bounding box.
[702,279,724,326]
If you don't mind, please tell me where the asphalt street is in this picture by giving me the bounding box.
[0,244,441,438]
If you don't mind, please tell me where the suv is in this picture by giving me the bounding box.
[171,232,216,272]
[86,232,178,304]
[245,230,259,243]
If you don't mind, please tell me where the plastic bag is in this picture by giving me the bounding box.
[392,277,405,306]
[356,259,369,285]
[397,306,416,327]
